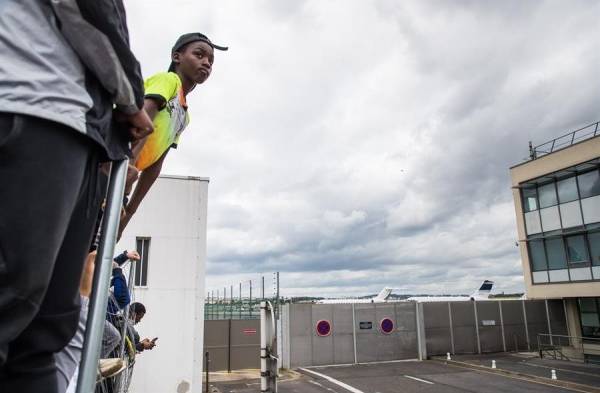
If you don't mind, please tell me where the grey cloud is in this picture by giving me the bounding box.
[126,0,599,297]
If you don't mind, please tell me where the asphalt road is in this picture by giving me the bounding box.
[212,360,575,393]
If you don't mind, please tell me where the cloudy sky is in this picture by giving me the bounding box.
[125,0,600,298]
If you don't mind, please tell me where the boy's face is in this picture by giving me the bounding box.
[174,41,214,84]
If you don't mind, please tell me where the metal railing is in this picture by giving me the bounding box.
[530,121,599,159]
[100,260,138,393]
[537,333,600,363]
[77,160,128,393]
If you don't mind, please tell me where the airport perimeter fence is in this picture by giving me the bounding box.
[204,273,280,320]
[280,299,568,368]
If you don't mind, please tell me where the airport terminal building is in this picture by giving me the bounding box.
[510,122,600,362]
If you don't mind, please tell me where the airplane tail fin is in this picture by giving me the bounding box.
[470,280,494,300]
[374,287,394,301]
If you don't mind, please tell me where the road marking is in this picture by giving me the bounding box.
[404,375,434,385]
[308,379,340,393]
[299,368,365,393]
[306,359,418,368]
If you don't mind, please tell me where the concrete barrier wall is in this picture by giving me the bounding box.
[280,299,568,368]
[424,300,569,356]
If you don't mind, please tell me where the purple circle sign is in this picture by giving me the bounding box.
[316,320,332,337]
[380,318,394,334]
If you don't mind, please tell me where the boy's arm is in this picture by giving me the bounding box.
[120,149,169,233]
[111,267,131,308]
[131,98,161,161]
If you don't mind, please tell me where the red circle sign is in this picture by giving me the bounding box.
[316,320,332,337]
[380,318,394,334]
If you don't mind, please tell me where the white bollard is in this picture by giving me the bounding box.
[551,369,557,380]
[491,360,496,369]
[446,352,451,360]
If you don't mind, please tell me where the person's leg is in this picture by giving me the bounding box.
[0,113,102,392]
[102,320,121,358]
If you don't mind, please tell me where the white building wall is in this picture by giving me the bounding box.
[117,175,208,393]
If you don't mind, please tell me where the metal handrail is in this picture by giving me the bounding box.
[537,333,600,363]
[77,159,128,393]
[530,121,599,159]
[538,333,600,342]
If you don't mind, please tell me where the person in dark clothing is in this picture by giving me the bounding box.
[0,1,152,392]
[107,250,140,316]
[127,303,157,353]
[103,250,140,359]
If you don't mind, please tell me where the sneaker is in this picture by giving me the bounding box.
[99,358,125,379]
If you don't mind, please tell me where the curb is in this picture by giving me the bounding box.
[431,358,600,393]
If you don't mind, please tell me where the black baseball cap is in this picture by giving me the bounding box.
[168,33,228,71]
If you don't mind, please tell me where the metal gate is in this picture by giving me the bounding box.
[204,319,261,371]
[281,303,421,368]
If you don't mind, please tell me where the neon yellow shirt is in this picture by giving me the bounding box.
[135,72,189,171]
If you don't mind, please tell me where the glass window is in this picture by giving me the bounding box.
[559,201,583,228]
[581,195,600,224]
[538,183,558,208]
[529,240,547,271]
[135,237,151,286]
[525,211,542,235]
[532,271,548,283]
[540,206,561,232]
[557,177,579,203]
[589,232,600,266]
[549,269,569,282]
[581,298,598,312]
[579,298,600,339]
[566,235,588,264]
[522,187,538,212]
[578,170,600,199]
[546,238,567,269]
[569,267,592,281]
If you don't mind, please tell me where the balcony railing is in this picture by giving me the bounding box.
[530,121,599,159]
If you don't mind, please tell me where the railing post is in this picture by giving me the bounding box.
[76,159,128,393]
[118,259,136,359]
[260,301,268,392]
[529,141,535,160]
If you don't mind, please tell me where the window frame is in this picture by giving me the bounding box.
[135,236,151,287]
